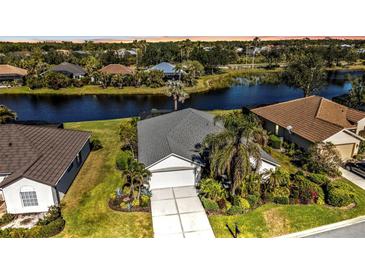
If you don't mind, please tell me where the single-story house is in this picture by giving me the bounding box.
[251,96,365,161]
[50,62,86,79]
[149,62,180,78]
[137,108,278,190]
[99,64,134,75]
[0,124,91,214]
[0,64,28,82]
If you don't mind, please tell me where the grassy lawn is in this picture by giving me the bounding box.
[58,118,152,238]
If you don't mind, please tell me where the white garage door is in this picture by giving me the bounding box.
[149,169,196,190]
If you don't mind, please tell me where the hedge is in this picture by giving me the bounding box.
[326,180,356,207]
[269,134,282,149]
[201,197,219,212]
[307,173,331,187]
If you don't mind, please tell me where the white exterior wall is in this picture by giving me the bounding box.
[325,130,361,155]
[148,154,201,190]
[258,160,277,173]
[356,118,365,135]
[2,178,56,214]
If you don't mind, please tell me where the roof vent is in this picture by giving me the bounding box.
[286,125,293,134]
[8,142,12,146]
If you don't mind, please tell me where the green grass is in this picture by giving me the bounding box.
[0,68,280,96]
[210,177,365,238]
[57,118,152,238]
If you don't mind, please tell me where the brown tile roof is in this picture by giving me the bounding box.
[99,64,134,75]
[0,124,91,188]
[251,96,365,143]
[0,65,28,77]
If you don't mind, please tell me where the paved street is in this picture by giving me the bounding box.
[305,220,365,238]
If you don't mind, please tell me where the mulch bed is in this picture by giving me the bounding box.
[108,199,150,213]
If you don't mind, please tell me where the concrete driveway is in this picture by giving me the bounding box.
[340,167,365,190]
[151,186,215,238]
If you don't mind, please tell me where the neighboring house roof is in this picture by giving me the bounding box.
[0,124,91,188]
[251,96,365,143]
[149,62,177,74]
[0,65,28,77]
[137,108,278,168]
[50,62,86,76]
[99,64,134,75]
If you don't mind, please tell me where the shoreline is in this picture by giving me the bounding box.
[0,66,364,97]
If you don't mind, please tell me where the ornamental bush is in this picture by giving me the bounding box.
[201,197,219,212]
[307,173,330,187]
[247,194,260,208]
[115,150,133,170]
[199,178,226,201]
[0,213,15,226]
[90,137,103,151]
[227,205,245,215]
[291,174,325,204]
[326,180,356,207]
[273,196,290,204]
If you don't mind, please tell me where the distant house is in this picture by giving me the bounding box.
[99,64,134,75]
[149,62,180,78]
[116,49,137,57]
[0,65,28,82]
[138,108,278,190]
[0,124,91,214]
[50,62,86,79]
[251,96,365,160]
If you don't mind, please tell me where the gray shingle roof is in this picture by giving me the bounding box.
[51,62,86,76]
[0,124,91,188]
[149,62,177,74]
[137,108,278,167]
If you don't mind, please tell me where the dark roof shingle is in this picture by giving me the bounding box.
[0,125,90,187]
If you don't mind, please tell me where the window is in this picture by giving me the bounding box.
[20,191,38,207]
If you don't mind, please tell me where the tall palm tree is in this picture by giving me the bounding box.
[122,159,151,203]
[202,111,266,195]
[0,105,17,124]
[165,80,189,111]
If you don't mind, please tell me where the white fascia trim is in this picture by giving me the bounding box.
[324,129,364,143]
[146,153,203,169]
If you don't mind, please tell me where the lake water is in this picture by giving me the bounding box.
[0,70,360,123]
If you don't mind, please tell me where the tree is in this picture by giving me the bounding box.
[119,118,139,156]
[176,60,204,86]
[251,37,261,68]
[347,76,365,108]
[44,71,70,90]
[121,158,151,203]
[0,105,17,124]
[307,142,342,177]
[82,55,101,74]
[165,80,189,111]
[284,52,326,97]
[202,111,266,195]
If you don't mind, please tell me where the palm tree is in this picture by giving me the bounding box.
[348,76,365,108]
[0,105,17,124]
[202,111,266,195]
[262,167,290,194]
[122,159,151,204]
[165,80,189,111]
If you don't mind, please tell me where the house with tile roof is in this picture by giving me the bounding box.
[0,64,28,82]
[251,96,365,160]
[99,64,134,75]
[137,108,279,190]
[0,124,91,214]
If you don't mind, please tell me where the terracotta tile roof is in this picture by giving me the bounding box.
[0,65,28,76]
[99,64,134,75]
[251,96,365,143]
[0,124,91,188]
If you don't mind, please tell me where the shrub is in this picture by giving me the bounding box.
[116,150,133,170]
[247,194,260,208]
[140,195,150,208]
[306,142,342,177]
[326,180,356,207]
[199,178,226,201]
[90,137,103,151]
[0,213,15,226]
[201,197,219,212]
[269,134,282,149]
[291,174,325,204]
[44,71,71,90]
[232,196,250,209]
[307,173,330,187]
[37,206,61,226]
[26,76,44,89]
[273,196,290,204]
[227,205,245,215]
